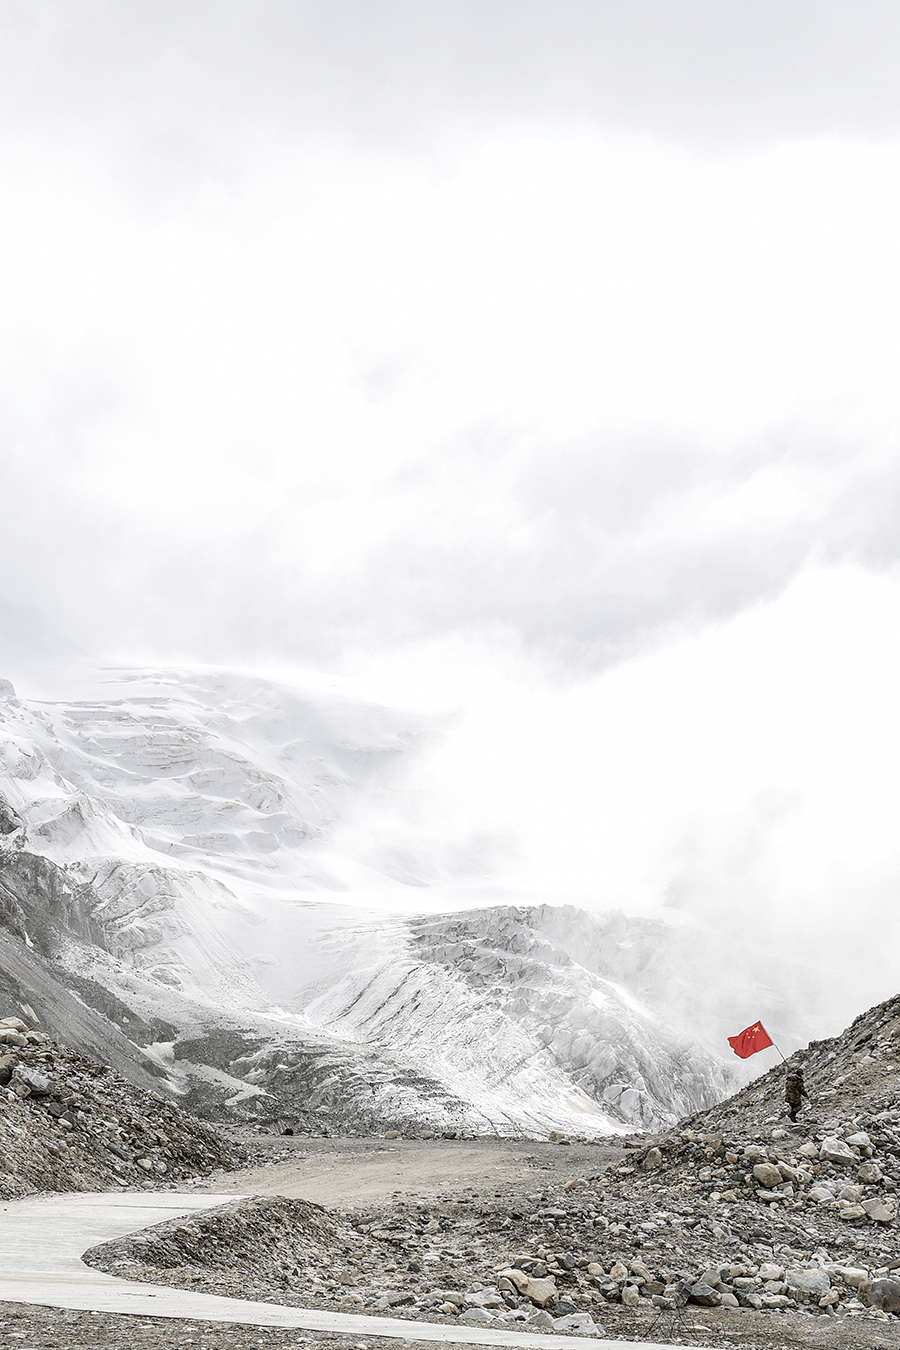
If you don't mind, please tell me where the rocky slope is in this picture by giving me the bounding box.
[0,1012,238,1199]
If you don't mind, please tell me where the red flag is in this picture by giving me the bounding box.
[727,1021,774,1059]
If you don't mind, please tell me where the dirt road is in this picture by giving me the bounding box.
[195,1134,626,1208]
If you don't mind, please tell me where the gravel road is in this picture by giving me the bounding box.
[193,1133,624,1208]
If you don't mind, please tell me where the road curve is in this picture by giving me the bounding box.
[0,1190,690,1350]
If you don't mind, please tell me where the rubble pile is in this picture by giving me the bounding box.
[0,1014,240,1197]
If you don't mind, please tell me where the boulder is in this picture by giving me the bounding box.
[553,1313,597,1332]
[620,1284,641,1308]
[10,1065,55,1097]
[858,1162,882,1184]
[459,1307,494,1324]
[688,1282,721,1307]
[501,1268,530,1295]
[466,1290,503,1308]
[520,1277,557,1308]
[845,1131,872,1150]
[862,1198,895,1223]
[859,1278,900,1313]
[753,1163,784,1189]
[524,1311,555,1331]
[642,1147,662,1170]
[785,1268,831,1296]
[830,1266,868,1288]
[820,1137,856,1165]
[758,1263,785,1282]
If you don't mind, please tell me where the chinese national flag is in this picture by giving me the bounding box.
[727,1021,774,1059]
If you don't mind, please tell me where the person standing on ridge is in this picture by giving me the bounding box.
[785,1065,809,1122]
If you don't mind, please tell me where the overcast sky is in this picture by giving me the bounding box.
[3,3,900,1020]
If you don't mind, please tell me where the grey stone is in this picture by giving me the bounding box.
[859,1278,900,1313]
[433,1289,464,1307]
[10,1065,55,1096]
[465,1290,503,1308]
[862,1197,895,1223]
[688,1282,721,1307]
[458,1306,495,1324]
[829,1265,868,1287]
[523,1311,555,1331]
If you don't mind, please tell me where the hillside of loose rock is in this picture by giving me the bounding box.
[683,989,900,1138]
[0,1013,239,1198]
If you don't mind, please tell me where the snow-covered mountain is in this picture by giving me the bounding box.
[0,667,810,1136]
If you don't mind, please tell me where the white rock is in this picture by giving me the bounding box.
[553,1313,597,1331]
[820,1137,857,1165]
[785,1268,830,1295]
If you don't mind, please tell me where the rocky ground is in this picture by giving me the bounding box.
[0,1014,238,1197]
